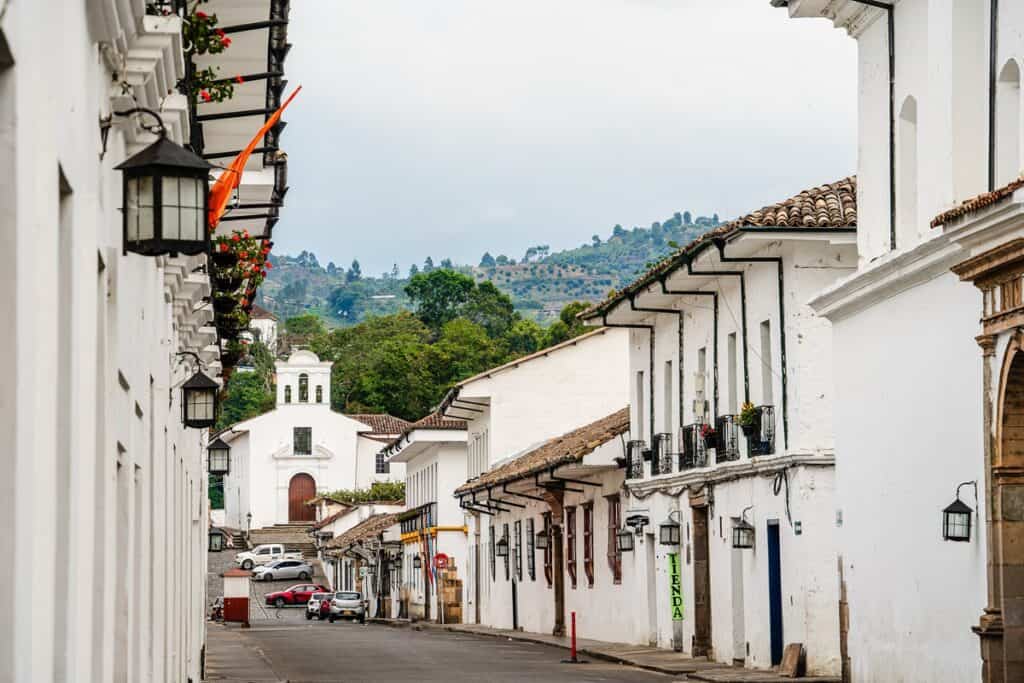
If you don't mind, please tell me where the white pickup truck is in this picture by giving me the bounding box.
[235,543,303,570]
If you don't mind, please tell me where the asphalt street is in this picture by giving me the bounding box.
[206,610,670,683]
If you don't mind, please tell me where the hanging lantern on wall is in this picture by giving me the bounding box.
[496,536,509,557]
[659,510,682,546]
[209,530,225,552]
[208,437,231,475]
[181,370,219,429]
[943,481,977,542]
[113,108,212,257]
[412,554,422,569]
[732,507,755,549]
[616,527,635,553]
[535,528,548,550]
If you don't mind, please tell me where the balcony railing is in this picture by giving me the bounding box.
[743,405,776,456]
[651,433,674,476]
[716,415,740,463]
[680,424,709,470]
[626,440,647,480]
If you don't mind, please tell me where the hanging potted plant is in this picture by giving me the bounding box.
[213,293,238,314]
[737,402,760,438]
[211,240,238,269]
[700,422,717,449]
[221,338,247,367]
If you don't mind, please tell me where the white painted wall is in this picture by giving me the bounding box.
[0,4,209,682]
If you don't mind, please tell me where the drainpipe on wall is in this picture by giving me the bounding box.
[601,314,655,443]
[660,279,719,423]
[713,238,790,450]
[685,257,750,407]
[989,0,999,191]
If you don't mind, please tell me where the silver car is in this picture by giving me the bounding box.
[328,591,367,623]
[253,559,313,582]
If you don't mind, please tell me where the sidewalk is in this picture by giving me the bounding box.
[205,623,282,682]
[391,620,840,682]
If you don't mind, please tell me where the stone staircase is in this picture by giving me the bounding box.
[248,523,317,560]
[230,530,247,549]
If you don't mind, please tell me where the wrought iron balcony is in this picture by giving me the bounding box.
[716,415,740,463]
[626,439,647,480]
[742,405,776,456]
[680,424,709,470]
[650,433,674,476]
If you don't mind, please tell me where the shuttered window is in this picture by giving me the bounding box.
[583,503,594,587]
[606,495,621,583]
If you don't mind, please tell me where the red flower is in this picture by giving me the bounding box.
[240,298,249,307]
[235,74,244,84]
[261,247,270,255]
[239,251,248,259]
[200,90,212,102]
[218,243,229,253]
[261,270,268,277]
[215,28,226,37]
[195,10,208,18]
[262,240,270,247]
[242,230,250,238]
[231,234,241,242]
[221,36,232,47]
[265,262,273,270]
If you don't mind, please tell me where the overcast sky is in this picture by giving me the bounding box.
[275,0,856,275]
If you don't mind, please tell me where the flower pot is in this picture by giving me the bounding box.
[213,275,243,293]
[220,351,241,367]
[703,435,717,449]
[213,295,238,314]
[211,251,238,269]
[740,423,758,438]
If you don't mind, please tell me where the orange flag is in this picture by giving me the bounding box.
[208,86,302,230]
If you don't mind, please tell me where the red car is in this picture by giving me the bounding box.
[265,583,328,608]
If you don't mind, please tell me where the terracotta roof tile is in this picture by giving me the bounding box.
[250,304,278,320]
[931,176,1024,228]
[454,407,630,496]
[324,512,402,550]
[408,411,467,431]
[347,413,411,435]
[580,177,856,320]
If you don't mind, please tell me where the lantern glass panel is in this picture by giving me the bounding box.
[496,538,509,557]
[413,555,422,569]
[732,522,755,549]
[209,449,229,475]
[535,531,548,550]
[187,388,215,424]
[209,533,224,552]
[942,500,972,541]
[616,528,634,552]
[659,522,680,546]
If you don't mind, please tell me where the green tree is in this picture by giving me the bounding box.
[216,371,276,430]
[285,313,326,337]
[323,481,406,504]
[423,256,435,272]
[428,318,509,388]
[479,252,496,268]
[404,269,476,331]
[347,259,362,282]
[505,318,544,355]
[408,263,419,277]
[462,280,517,338]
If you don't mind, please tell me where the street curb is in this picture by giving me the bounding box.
[414,623,695,676]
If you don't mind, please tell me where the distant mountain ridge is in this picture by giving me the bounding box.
[258,209,720,325]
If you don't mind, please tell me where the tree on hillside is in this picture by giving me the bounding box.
[427,318,509,388]
[409,263,419,277]
[328,284,364,320]
[479,252,496,268]
[216,371,276,430]
[440,258,454,269]
[390,263,400,280]
[495,254,509,266]
[592,235,601,247]
[404,269,476,331]
[543,301,591,347]
[506,318,544,355]
[285,313,326,337]
[347,259,362,282]
[462,280,517,338]
[423,256,435,273]
[683,211,692,225]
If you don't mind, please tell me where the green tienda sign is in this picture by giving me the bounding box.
[668,552,683,621]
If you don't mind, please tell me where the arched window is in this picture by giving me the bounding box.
[284,385,292,403]
[898,96,919,247]
[299,373,309,403]
[316,385,323,403]
[997,60,1022,187]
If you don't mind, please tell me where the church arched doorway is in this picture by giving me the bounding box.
[288,473,316,522]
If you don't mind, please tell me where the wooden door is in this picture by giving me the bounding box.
[288,473,316,522]
[692,505,713,656]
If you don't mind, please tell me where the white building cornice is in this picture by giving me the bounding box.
[625,452,835,498]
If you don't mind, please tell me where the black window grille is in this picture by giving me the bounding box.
[489,525,496,581]
[748,405,776,456]
[375,452,389,474]
[680,424,709,470]
[651,432,673,475]
[526,518,536,581]
[626,440,646,479]
[502,523,510,580]
[514,520,522,581]
[293,427,312,455]
[716,415,740,462]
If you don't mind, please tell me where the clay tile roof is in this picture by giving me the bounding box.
[311,506,358,531]
[408,411,467,431]
[931,176,1024,228]
[347,414,412,435]
[580,176,856,321]
[325,512,402,549]
[250,304,278,320]
[454,407,630,496]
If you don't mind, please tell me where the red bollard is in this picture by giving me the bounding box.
[571,612,577,662]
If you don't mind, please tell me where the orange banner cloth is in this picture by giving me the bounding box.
[207,86,302,230]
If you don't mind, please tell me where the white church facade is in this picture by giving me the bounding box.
[218,350,408,530]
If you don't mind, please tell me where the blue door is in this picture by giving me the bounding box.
[767,522,783,665]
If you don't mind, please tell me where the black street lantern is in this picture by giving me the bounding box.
[943,481,977,542]
[732,507,755,549]
[412,554,422,569]
[496,536,509,557]
[208,437,231,475]
[616,527,635,553]
[182,370,219,428]
[114,108,213,257]
[535,528,549,550]
[659,510,682,546]
[209,530,225,552]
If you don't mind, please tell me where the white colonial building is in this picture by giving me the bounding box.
[440,328,631,630]
[216,350,408,529]
[775,1,1024,681]
[580,179,856,675]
